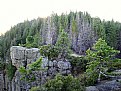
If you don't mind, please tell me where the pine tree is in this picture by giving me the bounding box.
[86,38,120,83]
[55,29,71,58]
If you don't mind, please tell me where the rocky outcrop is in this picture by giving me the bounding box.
[86,86,99,91]
[86,79,121,91]
[10,46,40,68]
[10,46,71,91]
[0,72,4,91]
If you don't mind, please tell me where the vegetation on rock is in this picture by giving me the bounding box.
[30,74,85,91]
[19,57,43,82]
[0,11,121,91]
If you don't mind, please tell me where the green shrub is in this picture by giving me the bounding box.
[40,45,59,60]
[6,62,17,81]
[79,72,98,86]
[0,61,5,71]
[19,57,43,82]
[30,86,41,91]
[45,74,85,91]
[68,55,87,75]
[111,60,121,69]
[30,74,85,91]
[26,36,34,44]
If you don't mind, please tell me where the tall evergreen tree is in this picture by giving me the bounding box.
[55,29,71,58]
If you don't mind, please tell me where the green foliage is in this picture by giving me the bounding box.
[28,57,42,71]
[0,11,121,90]
[104,20,119,48]
[79,72,98,86]
[0,61,16,81]
[19,66,27,75]
[55,29,71,58]
[25,36,34,48]
[68,55,87,74]
[32,74,85,91]
[6,62,17,81]
[0,61,6,71]
[24,35,40,48]
[33,34,40,47]
[40,45,53,58]
[30,86,42,91]
[85,71,99,86]
[72,18,77,33]
[40,30,71,59]
[93,18,106,40]
[85,38,120,85]
[107,71,121,76]
[19,66,28,81]
[1,11,121,62]
[111,59,121,69]
[26,36,34,44]
[19,57,43,82]
[0,35,5,59]
[40,45,59,60]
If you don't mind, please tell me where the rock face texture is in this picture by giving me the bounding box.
[10,46,71,91]
[10,46,40,68]
[86,79,121,91]
[0,72,4,91]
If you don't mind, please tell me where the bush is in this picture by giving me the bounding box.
[5,62,17,81]
[30,86,40,91]
[68,55,87,75]
[111,60,121,69]
[30,74,85,91]
[79,72,98,86]
[19,57,43,82]
[0,61,5,71]
[26,36,34,44]
[40,45,59,60]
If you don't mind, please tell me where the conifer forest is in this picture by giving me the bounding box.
[0,11,121,91]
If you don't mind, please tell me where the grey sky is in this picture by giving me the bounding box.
[0,0,121,34]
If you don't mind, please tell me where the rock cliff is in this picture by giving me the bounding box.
[9,46,71,91]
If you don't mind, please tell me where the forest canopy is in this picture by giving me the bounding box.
[0,11,121,61]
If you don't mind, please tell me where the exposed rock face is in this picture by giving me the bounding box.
[86,79,121,91]
[10,46,71,91]
[0,72,4,91]
[86,86,99,91]
[10,46,40,68]
[41,58,71,76]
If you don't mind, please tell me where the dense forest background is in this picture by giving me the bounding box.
[0,11,121,61]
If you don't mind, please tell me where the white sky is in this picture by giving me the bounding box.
[0,0,121,34]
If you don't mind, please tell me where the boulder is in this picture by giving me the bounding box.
[86,86,99,91]
[86,80,121,91]
[96,80,121,91]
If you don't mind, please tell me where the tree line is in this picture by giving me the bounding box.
[0,11,121,61]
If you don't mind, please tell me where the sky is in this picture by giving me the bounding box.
[0,0,121,34]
